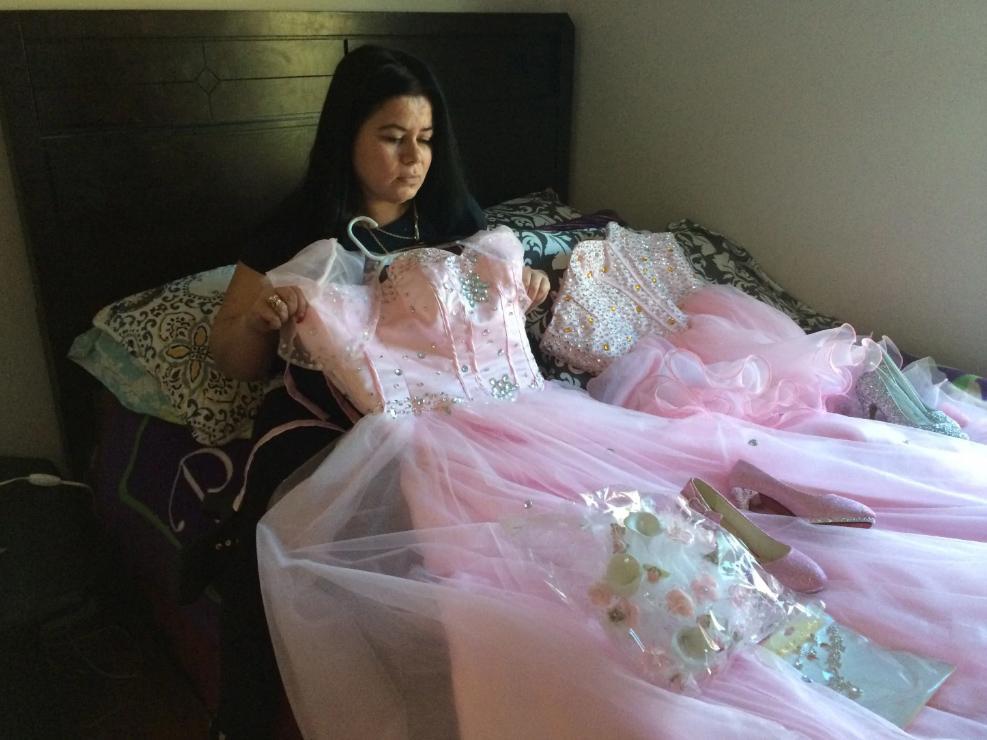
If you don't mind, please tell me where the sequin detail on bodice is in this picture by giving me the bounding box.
[542,223,704,372]
[275,227,544,417]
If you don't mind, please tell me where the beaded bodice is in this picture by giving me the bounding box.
[541,223,704,373]
[270,227,544,417]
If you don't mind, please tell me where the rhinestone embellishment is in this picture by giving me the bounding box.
[490,375,519,400]
[541,223,703,373]
[460,270,490,308]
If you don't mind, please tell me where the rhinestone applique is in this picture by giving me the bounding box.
[460,268,490,308]
[384,393,465,417]
[278,328,333,372]
[789,623,862,700]
[453,251,490,309]
[489,375,519,400]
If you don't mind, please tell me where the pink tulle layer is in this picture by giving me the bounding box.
[588,285,881,427]
[259,382,987,740]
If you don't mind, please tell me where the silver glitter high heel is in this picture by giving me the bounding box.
[854,351,968,439]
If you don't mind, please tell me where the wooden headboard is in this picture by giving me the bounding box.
[0,10,573,471]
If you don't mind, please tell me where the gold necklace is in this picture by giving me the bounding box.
[373,201,420,242]
[364,227,389,254]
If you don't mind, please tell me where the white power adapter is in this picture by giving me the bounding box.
[0,473,92,491]
[26,473,64,487]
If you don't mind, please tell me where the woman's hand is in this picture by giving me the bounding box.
[522,266,551,312]
[245,285,309,334]
[211,262,310,380]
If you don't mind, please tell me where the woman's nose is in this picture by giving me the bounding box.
[401,140,422,164]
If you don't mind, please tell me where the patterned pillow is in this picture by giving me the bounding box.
[69,327,182,423]
[484,189,583,229]
[87,266,265,445]
[667,219,843,333]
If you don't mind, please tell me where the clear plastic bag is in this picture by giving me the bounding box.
[763,602,955,728]
[504,486,796,693]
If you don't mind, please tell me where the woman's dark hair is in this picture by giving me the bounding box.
[301,45,477,240]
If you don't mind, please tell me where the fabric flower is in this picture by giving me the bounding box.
[607,597,640,628]
[645,564,669,583]
[588,581,613,606]
[665,588,695,618]
[690,573,718,602]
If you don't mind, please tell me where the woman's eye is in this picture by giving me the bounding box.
[380,135,431,146]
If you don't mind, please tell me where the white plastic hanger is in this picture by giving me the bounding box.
[347,216,397,266]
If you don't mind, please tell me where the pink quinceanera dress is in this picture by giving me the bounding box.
[547,222,972,440]
[257,227,987,740]
[542,221,884,428]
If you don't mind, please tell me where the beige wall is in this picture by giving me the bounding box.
[0,0,560,468]
[564,0,987,376]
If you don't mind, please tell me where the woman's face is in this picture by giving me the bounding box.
[352,95,433,220]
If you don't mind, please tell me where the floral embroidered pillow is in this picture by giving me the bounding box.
[86,265,264,445]
[69,327,182,424]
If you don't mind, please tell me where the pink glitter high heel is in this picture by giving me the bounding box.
[682,478,827,594]
[728,460,876,528]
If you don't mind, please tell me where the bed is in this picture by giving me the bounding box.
[3,8,986,737]
[0,8,580,732]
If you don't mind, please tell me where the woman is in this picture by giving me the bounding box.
[196,45,549,739]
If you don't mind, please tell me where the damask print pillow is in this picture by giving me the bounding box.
[667,219,843,333]
[484,189,583,230]
[86,265,264,445]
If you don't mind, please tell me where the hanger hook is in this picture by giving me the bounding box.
[347,216,388,262]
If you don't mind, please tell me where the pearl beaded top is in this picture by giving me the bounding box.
[541,223,704,373]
